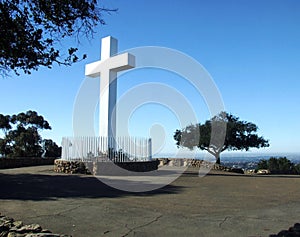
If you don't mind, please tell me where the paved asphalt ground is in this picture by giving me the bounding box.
[0,165,300,237]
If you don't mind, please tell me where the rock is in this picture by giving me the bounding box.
[25,234,65,237]
[18,224,42,233]
[7,232,25,237]
[54,159,89,174]
[0,216,11,234]
[0,215,14,228]
[270,224,300,237]
[0,214,71,237]
[293,223,300,232]
[13,221,23,228]
[0,224,9,233]
[245,169,256,174]
[157,158,246,175]
[0,231,9,237]
[277,230,293,236]
[257,169,270,174]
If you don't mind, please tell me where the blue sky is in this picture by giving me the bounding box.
[1,0,300,156]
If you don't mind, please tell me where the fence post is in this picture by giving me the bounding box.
[148,138,152,160]
[61,136,152,161]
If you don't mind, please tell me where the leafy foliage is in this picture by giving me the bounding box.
[0,111,61,157]
[257,159,268,169]
[257,157,298,174]
[0,0,116,75]
[174,112,269,164]
[294,163,300,174]
[43,139,62,157]
[0,114,11,133]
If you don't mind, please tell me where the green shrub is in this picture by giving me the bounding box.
[257,159,268,170]
[257,157,296,174]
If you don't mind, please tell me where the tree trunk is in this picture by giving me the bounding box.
[215,155,221,165]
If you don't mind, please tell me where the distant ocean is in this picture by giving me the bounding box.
[153,152,300,163]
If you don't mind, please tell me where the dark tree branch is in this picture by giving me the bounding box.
[0,0,117,76]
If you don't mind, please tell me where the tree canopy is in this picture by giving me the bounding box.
[174,112,269,164]
[0,0,116,76]
[0,110,61,157]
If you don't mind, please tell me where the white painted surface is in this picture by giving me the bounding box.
[85,36,135,140]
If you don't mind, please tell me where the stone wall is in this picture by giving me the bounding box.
[157,158,216,168]
[157,158,244,174]
[0,213,70,237]
[54,159,159,175]
[54,160,90,174]
[0,157,57,169]
[53,158,245,175]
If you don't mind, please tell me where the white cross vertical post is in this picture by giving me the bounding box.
[85,36,135,150]
[99,36,117,141]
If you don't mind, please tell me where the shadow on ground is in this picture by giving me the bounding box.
[204,173,300,179]
[0,172,183,201]
[182,170,300,179]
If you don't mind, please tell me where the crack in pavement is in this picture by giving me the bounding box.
[26,205,82,219]
[219,216,230,228]
[122,215,163,237]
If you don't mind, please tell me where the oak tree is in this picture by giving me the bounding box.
[174,112,269,164]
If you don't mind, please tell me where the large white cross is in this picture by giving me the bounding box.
[85,36,135,141]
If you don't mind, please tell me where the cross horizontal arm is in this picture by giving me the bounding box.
[85,53,135,78]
